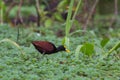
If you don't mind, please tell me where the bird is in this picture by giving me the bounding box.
[32,41,70,54]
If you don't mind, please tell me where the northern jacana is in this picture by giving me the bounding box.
[32,41,70,54]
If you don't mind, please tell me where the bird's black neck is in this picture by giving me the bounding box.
[56,45,65,52]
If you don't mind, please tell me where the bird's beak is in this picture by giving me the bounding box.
[65,49,70,53]
[64,46,70,53]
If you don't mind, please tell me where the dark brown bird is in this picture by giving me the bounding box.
[32,41,70,54]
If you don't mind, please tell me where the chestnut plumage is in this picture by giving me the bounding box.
[32,41,70,54]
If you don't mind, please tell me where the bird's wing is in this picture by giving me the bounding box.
[33,41,56,52]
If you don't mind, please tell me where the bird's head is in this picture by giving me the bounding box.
[57,45,70,53]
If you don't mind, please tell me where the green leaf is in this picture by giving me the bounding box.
[100,38,110,48]
[100,41,120,60]
[107,41,120,56]
[0,38,25,55]
[54,12,63,22]
[65,0,74,37]
[75,45,83,60]
[62,36,70,49]
[80,43,94,56]
[44,19,52,28]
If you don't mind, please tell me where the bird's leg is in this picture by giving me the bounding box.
[36,52,41,60]
[42,52,49,61]
[39,52,45,60]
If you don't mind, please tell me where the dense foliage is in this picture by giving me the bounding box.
[0,0,120,80]
[0,25,120,80]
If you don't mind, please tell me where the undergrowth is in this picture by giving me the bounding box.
[0,25,120,80]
